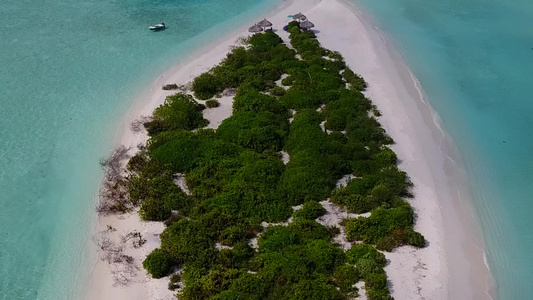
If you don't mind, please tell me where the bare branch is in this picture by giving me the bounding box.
[130,116,151,133]
[96,146,133,215]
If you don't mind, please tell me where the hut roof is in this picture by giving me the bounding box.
[248,23,264,33]
[300,20,315,29]
[293,12,307,21]
[257,19,273,27]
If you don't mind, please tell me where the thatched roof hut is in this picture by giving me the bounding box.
[248,23,264,33]
[300,20,315,30]
[257,19,273,28]
[293,12,307,22]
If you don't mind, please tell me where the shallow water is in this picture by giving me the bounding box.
[351,0,533,297]
[0,0,279,299]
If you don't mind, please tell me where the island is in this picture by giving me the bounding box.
[95,21,425,300]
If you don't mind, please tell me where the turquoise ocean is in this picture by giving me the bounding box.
[352,0,533,298]
[1,0,532,299]
[0,0,280,299]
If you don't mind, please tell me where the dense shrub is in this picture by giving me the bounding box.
[258,225,298,253]
[284,279,344,300]
[334,265,360,295]
[192,73,223,100]
[144,93,207,135]
[129,29,421,300]
[269,86,286,96]
[140,197,172,221]
[129,171,191,219]
[288,217,333,241]
[168,273,181,290]
[126,151,148,173]
[217,112,288,153]
[233,89,288,116]
[178,267,244,300]
[346,244,386,268]
[344,68,367,91]
[160,219,217,267]
[139,190,192,221]
[205,99,220,108]
[367,288,394,300]
[279,153,337,205]
[331,188,374,214]
[143,248,174,278]
[345,205,425,251]
[294,200,326,220]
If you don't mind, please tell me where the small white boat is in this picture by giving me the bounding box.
[149,23,166,31]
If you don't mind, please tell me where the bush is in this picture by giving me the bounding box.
[334,265,360,294]
[343,69,367,91]
[217,112,288,153]
[345,206,425,251]
[220,225,247,246]
[205,99,220,108]
[140,197,172,221]
[284,278,344,300]
[168,273,181,290]
[145,93,207,135]
[289,217,332,241]
[373,147,397,168]
[357,258,385,278]
[281,75,295,86]
[162,83,178,90]
[125,29,405,300]
[269,86,286,96]
[346,244,386,268]
[233,89,288,116]
[143,248,174,278]
[407,230,426,247]
[160,219,217,267]
[330,188,373,214]
[192,73,223,100]
[127,152,148,173]
[367,288,393,300]
[258,226,298,253]
[294,201,326,220]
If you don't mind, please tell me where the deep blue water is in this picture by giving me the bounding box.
[351,0,533,298]
[0,0,278,299]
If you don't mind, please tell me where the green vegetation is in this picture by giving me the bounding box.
[268,86,286,96]
[120,25,425,299]
[346,202,425,251]
[143,93,208,136]
[192,73,223,100]
[293,201,326,220]
[143,248,174,279]
[168,273,181,291]
[205,99,220,108]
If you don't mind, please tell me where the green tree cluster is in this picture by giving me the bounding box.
[143,93,208,135]
[293,200,327,220]
[123,29,428,299]
[143,248,174,278]
[346,202,425,251]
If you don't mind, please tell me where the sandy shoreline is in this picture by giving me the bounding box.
[83,0,492,299]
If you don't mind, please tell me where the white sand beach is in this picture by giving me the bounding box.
[84,0,492,299]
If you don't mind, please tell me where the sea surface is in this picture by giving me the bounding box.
[0,0,279,299]
[351,0,533,298]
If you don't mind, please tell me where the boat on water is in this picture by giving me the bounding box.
[149,23,166,31]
